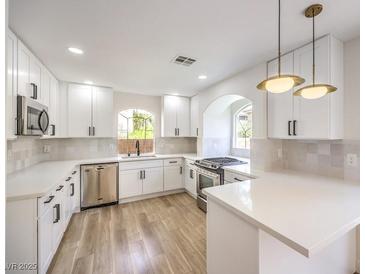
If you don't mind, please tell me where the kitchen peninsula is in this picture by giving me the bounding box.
[204,169,359,274]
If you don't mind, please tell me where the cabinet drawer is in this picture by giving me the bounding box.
[164,158,183,167]
[38,191,56,217]
[119,160,163,171]
[224,171,253,184]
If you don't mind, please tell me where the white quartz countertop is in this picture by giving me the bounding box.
[203,169,360,258]
[6,153,200,201]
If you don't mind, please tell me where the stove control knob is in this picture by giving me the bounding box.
[212,165,217,169]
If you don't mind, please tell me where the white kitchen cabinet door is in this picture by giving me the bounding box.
[190,95,199,137]
[40,66,51,107]
[293,35,343,139]
[68,84,93,137]
[48,76,59,136]
[119,169,143,198]
[30,57,42,101]
[38,206,54,274]
[6,29,17,139]
[176,96,190,137]
[164,166,183,191]
[142,167,163,195]
[17,40,31,97]
[51,195,64,252]
[267,52,295,139]
[71,170,80,212]
[162,95,178,137]
[92,87,114,137]
[184,164,197,196]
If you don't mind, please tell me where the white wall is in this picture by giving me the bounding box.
[113,91,162,137]
[197,62,267,156]
[343,37,360,141]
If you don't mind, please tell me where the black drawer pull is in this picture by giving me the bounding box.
[44,195,55,204]
[56,185,64,191]
[53,204,60,223]
[288,121,292,136]
[72,171,77,175]
[70,183,75,196]
[65,177,72,182]
[169,161,178,164]
[293,120,297,136]
[234,177,243,182]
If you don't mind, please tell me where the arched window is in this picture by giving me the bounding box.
[233,103,252,150]
[118,109,154,154]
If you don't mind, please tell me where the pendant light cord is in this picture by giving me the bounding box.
[278,0,281,76]
[312,8,315,85]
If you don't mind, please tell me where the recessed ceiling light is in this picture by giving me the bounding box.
[84,81,93,85]
[198,75,207,80]
[68,47,84,55]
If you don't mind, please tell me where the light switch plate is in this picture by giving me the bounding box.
[346,153,358,167]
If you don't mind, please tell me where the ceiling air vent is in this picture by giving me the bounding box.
[172,55,197,66]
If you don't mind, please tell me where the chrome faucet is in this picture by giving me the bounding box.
[136,140,140,156]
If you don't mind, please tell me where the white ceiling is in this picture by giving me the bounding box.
[9,0,359,96]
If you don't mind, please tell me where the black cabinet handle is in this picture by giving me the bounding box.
[288,121,292,136]
[53,204,60,223]
[143,170,146,179]
[174,128,177,136]
[30,83,37,99]
[70,183,75,196]
[139,170,143,179]
[65,177,72,182]
[169,161,178,164]
[44,195,55,204]
[88,126,91,136]
[56,185,64,191]
[293,120,297,136]
[180,166,183,174]
[72,171,77,175]
[93,126,95,136]
[177,128,180,136]
[190,169,194,179]
[234,177,243,182]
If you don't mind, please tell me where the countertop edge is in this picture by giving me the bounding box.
[205,193,311,257]
[6,154,199,201]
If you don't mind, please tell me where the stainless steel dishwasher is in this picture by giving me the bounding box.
[81,162,119,210]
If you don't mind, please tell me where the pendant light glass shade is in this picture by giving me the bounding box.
[257,75,304,93]
[256,0,305,93]
[293,4,337,99]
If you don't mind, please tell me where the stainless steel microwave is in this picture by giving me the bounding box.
[16,95,49,136]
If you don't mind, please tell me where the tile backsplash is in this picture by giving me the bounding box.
[250,138,360,181]
[7,137,197,174]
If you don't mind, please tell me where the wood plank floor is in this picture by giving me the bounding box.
[48,193,206,274]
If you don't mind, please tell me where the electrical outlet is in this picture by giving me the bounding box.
[346,153,358,167]
[43,145,51,153]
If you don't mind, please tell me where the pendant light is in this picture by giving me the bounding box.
[257,0,305,93]
[293,4,337,99]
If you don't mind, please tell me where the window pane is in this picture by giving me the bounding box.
[234,104,252,149]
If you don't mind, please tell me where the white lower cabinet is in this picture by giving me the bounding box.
[164,159,184,191]
[184,160,197,196]
[143,167,163,194]
[38,199,54,274]
[119,169,143,198]
[6,168,80,274]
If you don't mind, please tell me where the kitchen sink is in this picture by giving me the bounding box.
[120,155,157,159]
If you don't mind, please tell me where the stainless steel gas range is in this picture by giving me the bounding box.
[194,157,247,212]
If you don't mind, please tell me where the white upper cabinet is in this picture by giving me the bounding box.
[68,84,93,137]
[267,35,343,140]
[17,40,31,98]
[267,52,296,139]
[68,84,114,137]
[48,76,60,136]
[190,95,199,137]
[161,95,190,137]
[6,29,17,139]
[40,66,51,107]
[92,86,114,137]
